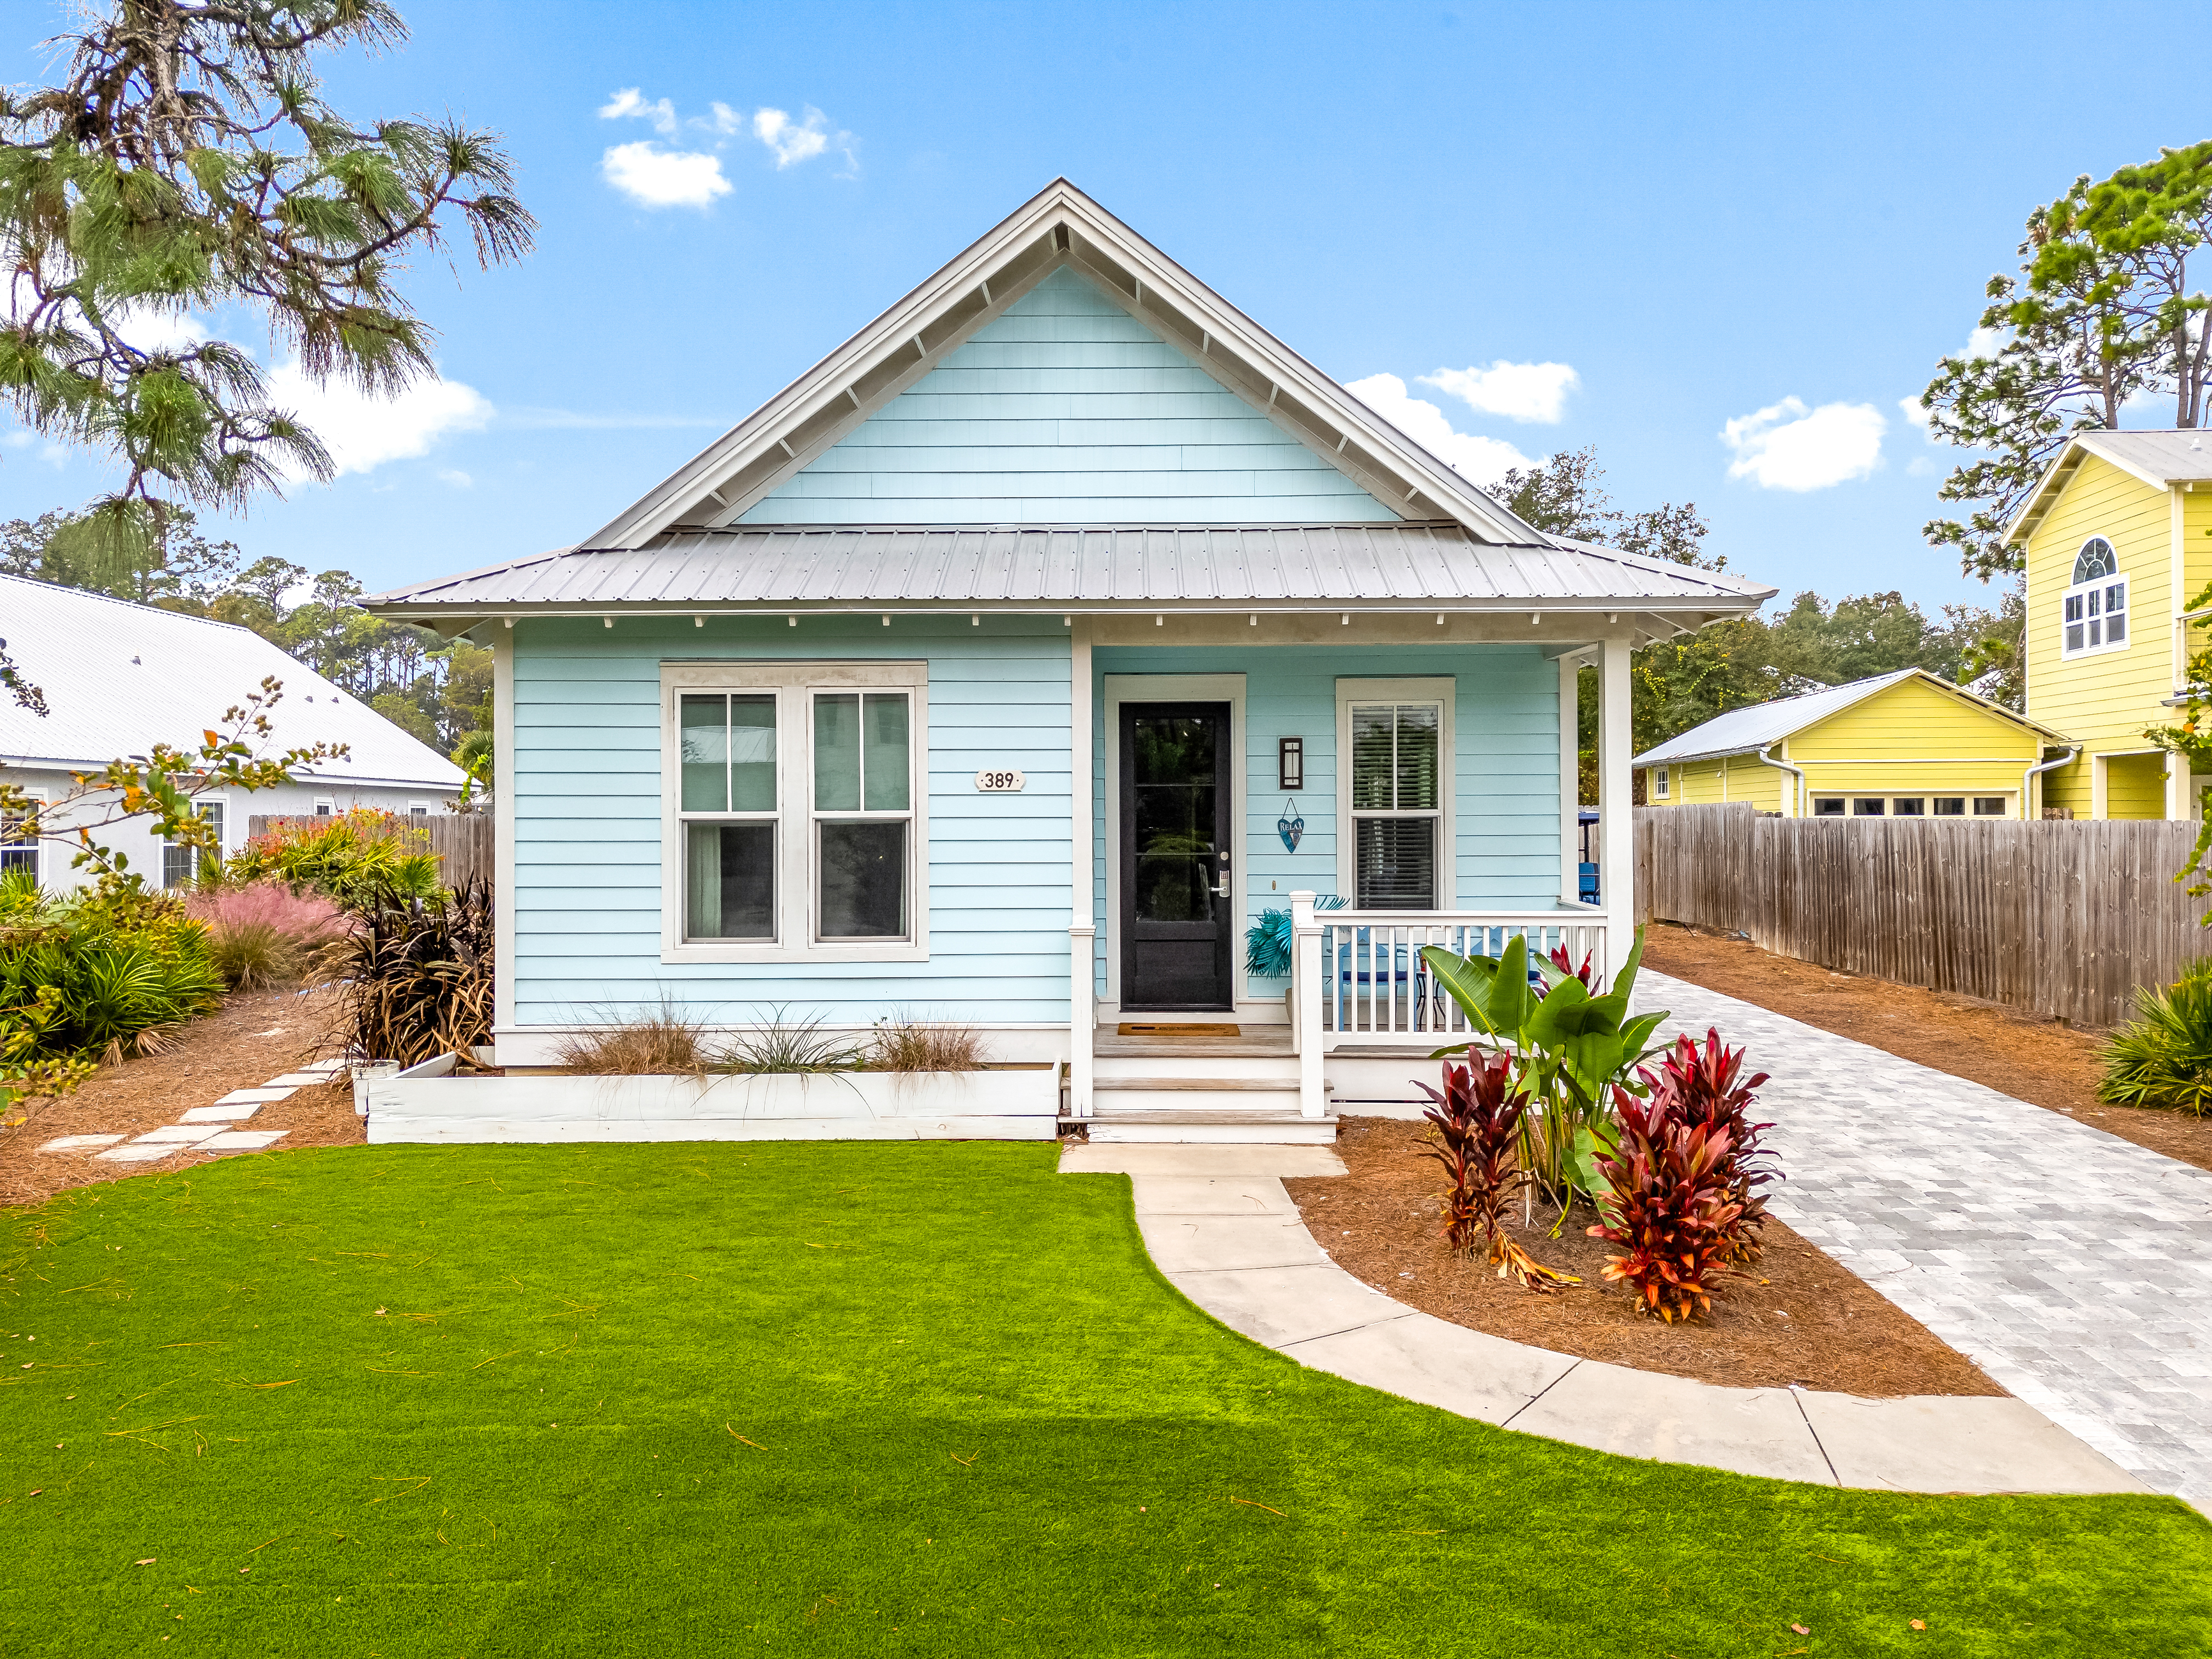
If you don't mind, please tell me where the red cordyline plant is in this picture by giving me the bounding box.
[1416,1052,1578,1293]
[1534,943,1595,998]
[1633,1028,1779,1263]
[1587,1090,1745,1322]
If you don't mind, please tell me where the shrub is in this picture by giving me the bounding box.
[712,1009,867,1074]
[0,872,225,1094]
[554,1000,708,1075]
[1242,896,1347,979]
[1588,1089,1745,1323]
[221,810,441,910]
[1632,1028,1779,1262]
[184,882,352,990]
[1415,1051,1576,1292]
[326,878,494,1068]
[868,1017,986,1072]
[2100,964,2212,1115]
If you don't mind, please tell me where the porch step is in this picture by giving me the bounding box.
[1093,1077,1300,1092]
[1071,1108,1337,1146]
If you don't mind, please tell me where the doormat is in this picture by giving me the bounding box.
[1117,1022,1241,1037]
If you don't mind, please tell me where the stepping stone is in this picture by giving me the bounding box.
[131,1125,225,1144]
[38,1135,125,1153]
[214,1087,295,1106]
[196,1130,287,1152]
[298,1059,346,1076]
[180,1103,260,1124]
[94,1143,182,1164]
[263,1073,330,1087]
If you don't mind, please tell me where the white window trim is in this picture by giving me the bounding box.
[1335,676,1455,910]
[1,785,44,884]
[2060,538,2129,660]
[1652,765,1670,800]
[164,794,228,886]
[659,660,930,964]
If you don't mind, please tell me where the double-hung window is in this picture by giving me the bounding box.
[665,663,926,961]
[1339,680,1451,910]
[1,790,41,883]
[163,799,224,888]
[2061,537,2127,658]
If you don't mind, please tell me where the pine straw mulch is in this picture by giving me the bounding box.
[1283,1116,2003,1398]
[0,985,365,1209]
[1641,922,2212,1177]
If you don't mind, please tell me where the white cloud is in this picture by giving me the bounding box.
[115,307,212,354]
[1343,374,1532,485]
[599,87,677,137]
[1418,360,1579,424]
[1720,397,1886,492]
[601,140,731,209]
[1898,393,1931,431]
[752,106,857,174]
[263,361,493,479]
[1958,325,2005,363]
[436,468,473,488]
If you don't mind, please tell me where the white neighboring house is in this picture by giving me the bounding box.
[0,573,467,890]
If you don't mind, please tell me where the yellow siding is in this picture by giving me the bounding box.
[2185,487,2212,606]
[1643,755,1780,809]
[2023,453,2174,744]
[1788,675,2042,763]
[2105,752,2168,818]
[1797,761,2024,796]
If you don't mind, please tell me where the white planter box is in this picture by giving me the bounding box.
[364,1065,1060,1144]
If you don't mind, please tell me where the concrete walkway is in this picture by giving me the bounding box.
[1635,969,2212,1511]
[1062,1143,2145,1497]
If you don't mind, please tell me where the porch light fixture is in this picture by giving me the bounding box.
[882,615,890,627]
[971,614,979,627]
[786,615,797,627]
[1530,612,1541,625]
[602,617,613,628]
[694,616,704,628]
[1249,614,1257,625]
[1278,736,1305,791]
[1341,614,1350,625]
[1155,614,1164,626]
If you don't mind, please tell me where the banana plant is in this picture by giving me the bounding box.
[1421,927,1669,1216]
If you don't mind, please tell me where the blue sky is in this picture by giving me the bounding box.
[6,1,2204,611]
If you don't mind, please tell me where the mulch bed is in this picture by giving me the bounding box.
[0,986,364,1209]
[1642,922,2212,1176]
[1284,1115,2003,1398]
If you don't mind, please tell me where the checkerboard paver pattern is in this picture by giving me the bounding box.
[1636,969,2212,1508]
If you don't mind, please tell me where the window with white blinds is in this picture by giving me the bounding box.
[1345,695,1445,909]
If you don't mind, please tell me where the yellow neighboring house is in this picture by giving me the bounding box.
[1633,668,2066,819]
[2006,430,2212,818]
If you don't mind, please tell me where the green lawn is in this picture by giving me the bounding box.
[1,1143,2205,1656]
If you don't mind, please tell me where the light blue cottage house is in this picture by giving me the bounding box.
[370,182,1770,1141]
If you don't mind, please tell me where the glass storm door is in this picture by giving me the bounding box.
[1119,702,1234,1011]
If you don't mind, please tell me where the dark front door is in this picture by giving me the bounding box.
[1120,702,1234,1010]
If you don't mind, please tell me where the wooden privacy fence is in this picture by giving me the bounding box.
[246,812,493,890]
[1634,803,2212,1028]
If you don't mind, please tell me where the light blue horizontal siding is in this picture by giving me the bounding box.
[511,616,1074,1026]
[740,268,1400,526]
[1091,644,1564,1001]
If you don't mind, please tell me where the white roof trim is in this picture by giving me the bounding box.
[2006,432,2179,543]
[585,179,1548,550]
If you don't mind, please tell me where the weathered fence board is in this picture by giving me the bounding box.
[247,812,493,890]
[1634,803,2212,1028]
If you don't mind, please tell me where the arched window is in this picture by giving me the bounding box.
[2062,536,2127,657]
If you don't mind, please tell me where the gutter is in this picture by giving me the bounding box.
[1756,744,1807,817]
[2022,746,2080,820]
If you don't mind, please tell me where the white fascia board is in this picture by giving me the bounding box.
[584,179,1549,550]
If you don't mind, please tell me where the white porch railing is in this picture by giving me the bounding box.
[1288,894,1610,1112]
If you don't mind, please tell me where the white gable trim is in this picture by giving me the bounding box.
[588,180,1545,549]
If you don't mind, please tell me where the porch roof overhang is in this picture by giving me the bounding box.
[365,522,1775,639]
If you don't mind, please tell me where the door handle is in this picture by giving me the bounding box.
[1213,859,1231,898]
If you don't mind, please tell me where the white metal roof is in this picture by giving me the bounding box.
[2006,429,2212,543]
[1631,668,2065,768]
[585,179,1555,549]
[365,523,1774,616]
[0,574,466,787]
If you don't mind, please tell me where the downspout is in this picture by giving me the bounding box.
[1756,745,1806,817]
[2022,746,2080,820]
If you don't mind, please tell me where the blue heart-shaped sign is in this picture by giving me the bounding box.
[1278,812,1304,853]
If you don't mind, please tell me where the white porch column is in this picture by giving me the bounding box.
[1598,632,1635,967]
[1558,654,1581,906]
[2167,749,2188,820]
[1290,890,1324,1118]
[492,620,517,1056]
[1068,621,1094,1117]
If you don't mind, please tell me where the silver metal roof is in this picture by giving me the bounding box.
[1633,668,2063,768]
[366,523,1773,614]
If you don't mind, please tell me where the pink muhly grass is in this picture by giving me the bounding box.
[185,882,353,990]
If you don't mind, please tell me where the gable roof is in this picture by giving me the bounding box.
[2006,430,2212,543]
[1632,668,2066,768]
[365,522,1773,620]
[0,574,465,788]
[585,179,1551,549]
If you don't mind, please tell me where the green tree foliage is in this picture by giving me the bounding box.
[1919,143,2212,580]
[0,0,532,585]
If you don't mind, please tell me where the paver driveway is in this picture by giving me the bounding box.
[1635,969,2212,1510]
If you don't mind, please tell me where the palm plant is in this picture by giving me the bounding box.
[2100,965,2212,1115]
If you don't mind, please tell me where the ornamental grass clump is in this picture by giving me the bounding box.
[868,1017,987,1073]
[2099,964,2212,1115]
[1415,1051,1577,1293]
[327,878,494,1070]
[553,999,709,1075]
[184,881,352,989]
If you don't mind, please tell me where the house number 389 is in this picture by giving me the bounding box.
[974,769,1026,792]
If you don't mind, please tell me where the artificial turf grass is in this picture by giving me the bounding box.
[0,1143,2202,1657]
